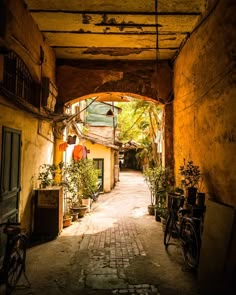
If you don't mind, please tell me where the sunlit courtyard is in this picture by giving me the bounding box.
[13,170,198,295]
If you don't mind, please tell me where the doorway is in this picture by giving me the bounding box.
[0,126,21,223]
[93,158,104,192]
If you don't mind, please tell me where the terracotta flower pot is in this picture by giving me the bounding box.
[148,205,155,215]
[72,205,88,218]
[160,217,167,232]
[63,216,72,228]
[82,198,91,212]
[154,208,161,222]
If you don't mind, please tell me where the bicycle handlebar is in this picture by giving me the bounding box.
[0,222,21,228]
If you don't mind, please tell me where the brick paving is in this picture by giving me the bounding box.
[12,169,199,295]
[79,218,154,294]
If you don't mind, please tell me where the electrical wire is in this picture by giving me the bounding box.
[172,0,220,62]
[175,66,232,113]
[164,61,233,107]
[0,84,51,120]
[64,96,98,124]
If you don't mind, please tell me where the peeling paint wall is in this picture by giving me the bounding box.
[3,0,56,82]
[56,61,172,107]
[0,0,56,230]
[173,0,236,206]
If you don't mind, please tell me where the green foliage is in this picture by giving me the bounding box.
[116,100,161,144]
[144,166,171,206]
[117,100,163,167]
[135,136,154,167]
[61,159,99,206]
[179,160,201,188]
[37,159,99,210]
[38,163,60,188]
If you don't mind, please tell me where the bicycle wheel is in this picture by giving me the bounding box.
[164,215,173,247]
[181,220,199,270]
[5,234,27,292]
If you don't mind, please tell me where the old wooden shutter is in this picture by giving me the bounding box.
[0,126,21,222]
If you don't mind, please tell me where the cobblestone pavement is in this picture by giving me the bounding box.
[12,169,199,295]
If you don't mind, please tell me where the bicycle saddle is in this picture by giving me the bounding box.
[4,226,21,236]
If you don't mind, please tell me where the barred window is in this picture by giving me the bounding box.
[3,51,40,107]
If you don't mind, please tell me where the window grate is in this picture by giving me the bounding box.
[3,51,40,107]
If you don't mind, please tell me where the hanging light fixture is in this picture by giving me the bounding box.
[105,93,115,117]
[106,109,114,117]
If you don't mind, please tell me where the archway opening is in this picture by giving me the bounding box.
[63,91,165,174]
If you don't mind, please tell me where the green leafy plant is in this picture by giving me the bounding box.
[38,163,61,188]
[179,160,201,188]
[144,166,171,207]
[160,207,169,219]
[63,210,71,219]
[61,159,99,207]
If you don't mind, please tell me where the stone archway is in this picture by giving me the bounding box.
[56,60,172,107]
[56,60,174,170]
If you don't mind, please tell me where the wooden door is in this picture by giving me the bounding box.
[0,126,21,223]
[93,158,104,191]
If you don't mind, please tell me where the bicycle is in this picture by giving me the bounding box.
[0,222,30,294]
[164,193,204,270]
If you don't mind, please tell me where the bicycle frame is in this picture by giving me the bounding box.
[0,222,30,294]
[164,194,203,270]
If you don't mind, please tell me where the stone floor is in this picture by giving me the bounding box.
[13,169,199,295]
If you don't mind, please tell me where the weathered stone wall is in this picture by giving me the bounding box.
[173,0,236,206]
[0,0,56,229]
[2,0,56,82]
[56,60,172,107]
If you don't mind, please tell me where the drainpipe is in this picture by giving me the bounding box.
[53,121,66,183]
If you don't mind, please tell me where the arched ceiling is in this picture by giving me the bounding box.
[25,0,208,61]
[67,92,161,105]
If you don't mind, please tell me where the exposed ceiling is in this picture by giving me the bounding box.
[25,0,208,61]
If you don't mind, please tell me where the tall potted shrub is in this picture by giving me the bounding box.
[77,159,100,211]
[61,159,99,217]
[144,166,171,217]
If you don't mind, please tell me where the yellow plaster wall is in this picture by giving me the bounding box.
[0,0,56,230]
[57,136,115,193]
[0,98,54,229]
[85,141,114,192]
[173,0,236,206]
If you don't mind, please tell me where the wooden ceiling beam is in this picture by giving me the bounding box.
[28,10,202,16]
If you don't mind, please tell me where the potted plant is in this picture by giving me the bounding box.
[38,162,63,188]
[63,211,72,227]
[61,159,99,217]
[77,159,100,211]
[160,207,169,232]
[154,190,166,221]
[37,163,61,188]
[144,166,171,216]
[179,160,201,205]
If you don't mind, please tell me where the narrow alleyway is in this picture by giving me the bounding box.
[14,170,199,295]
